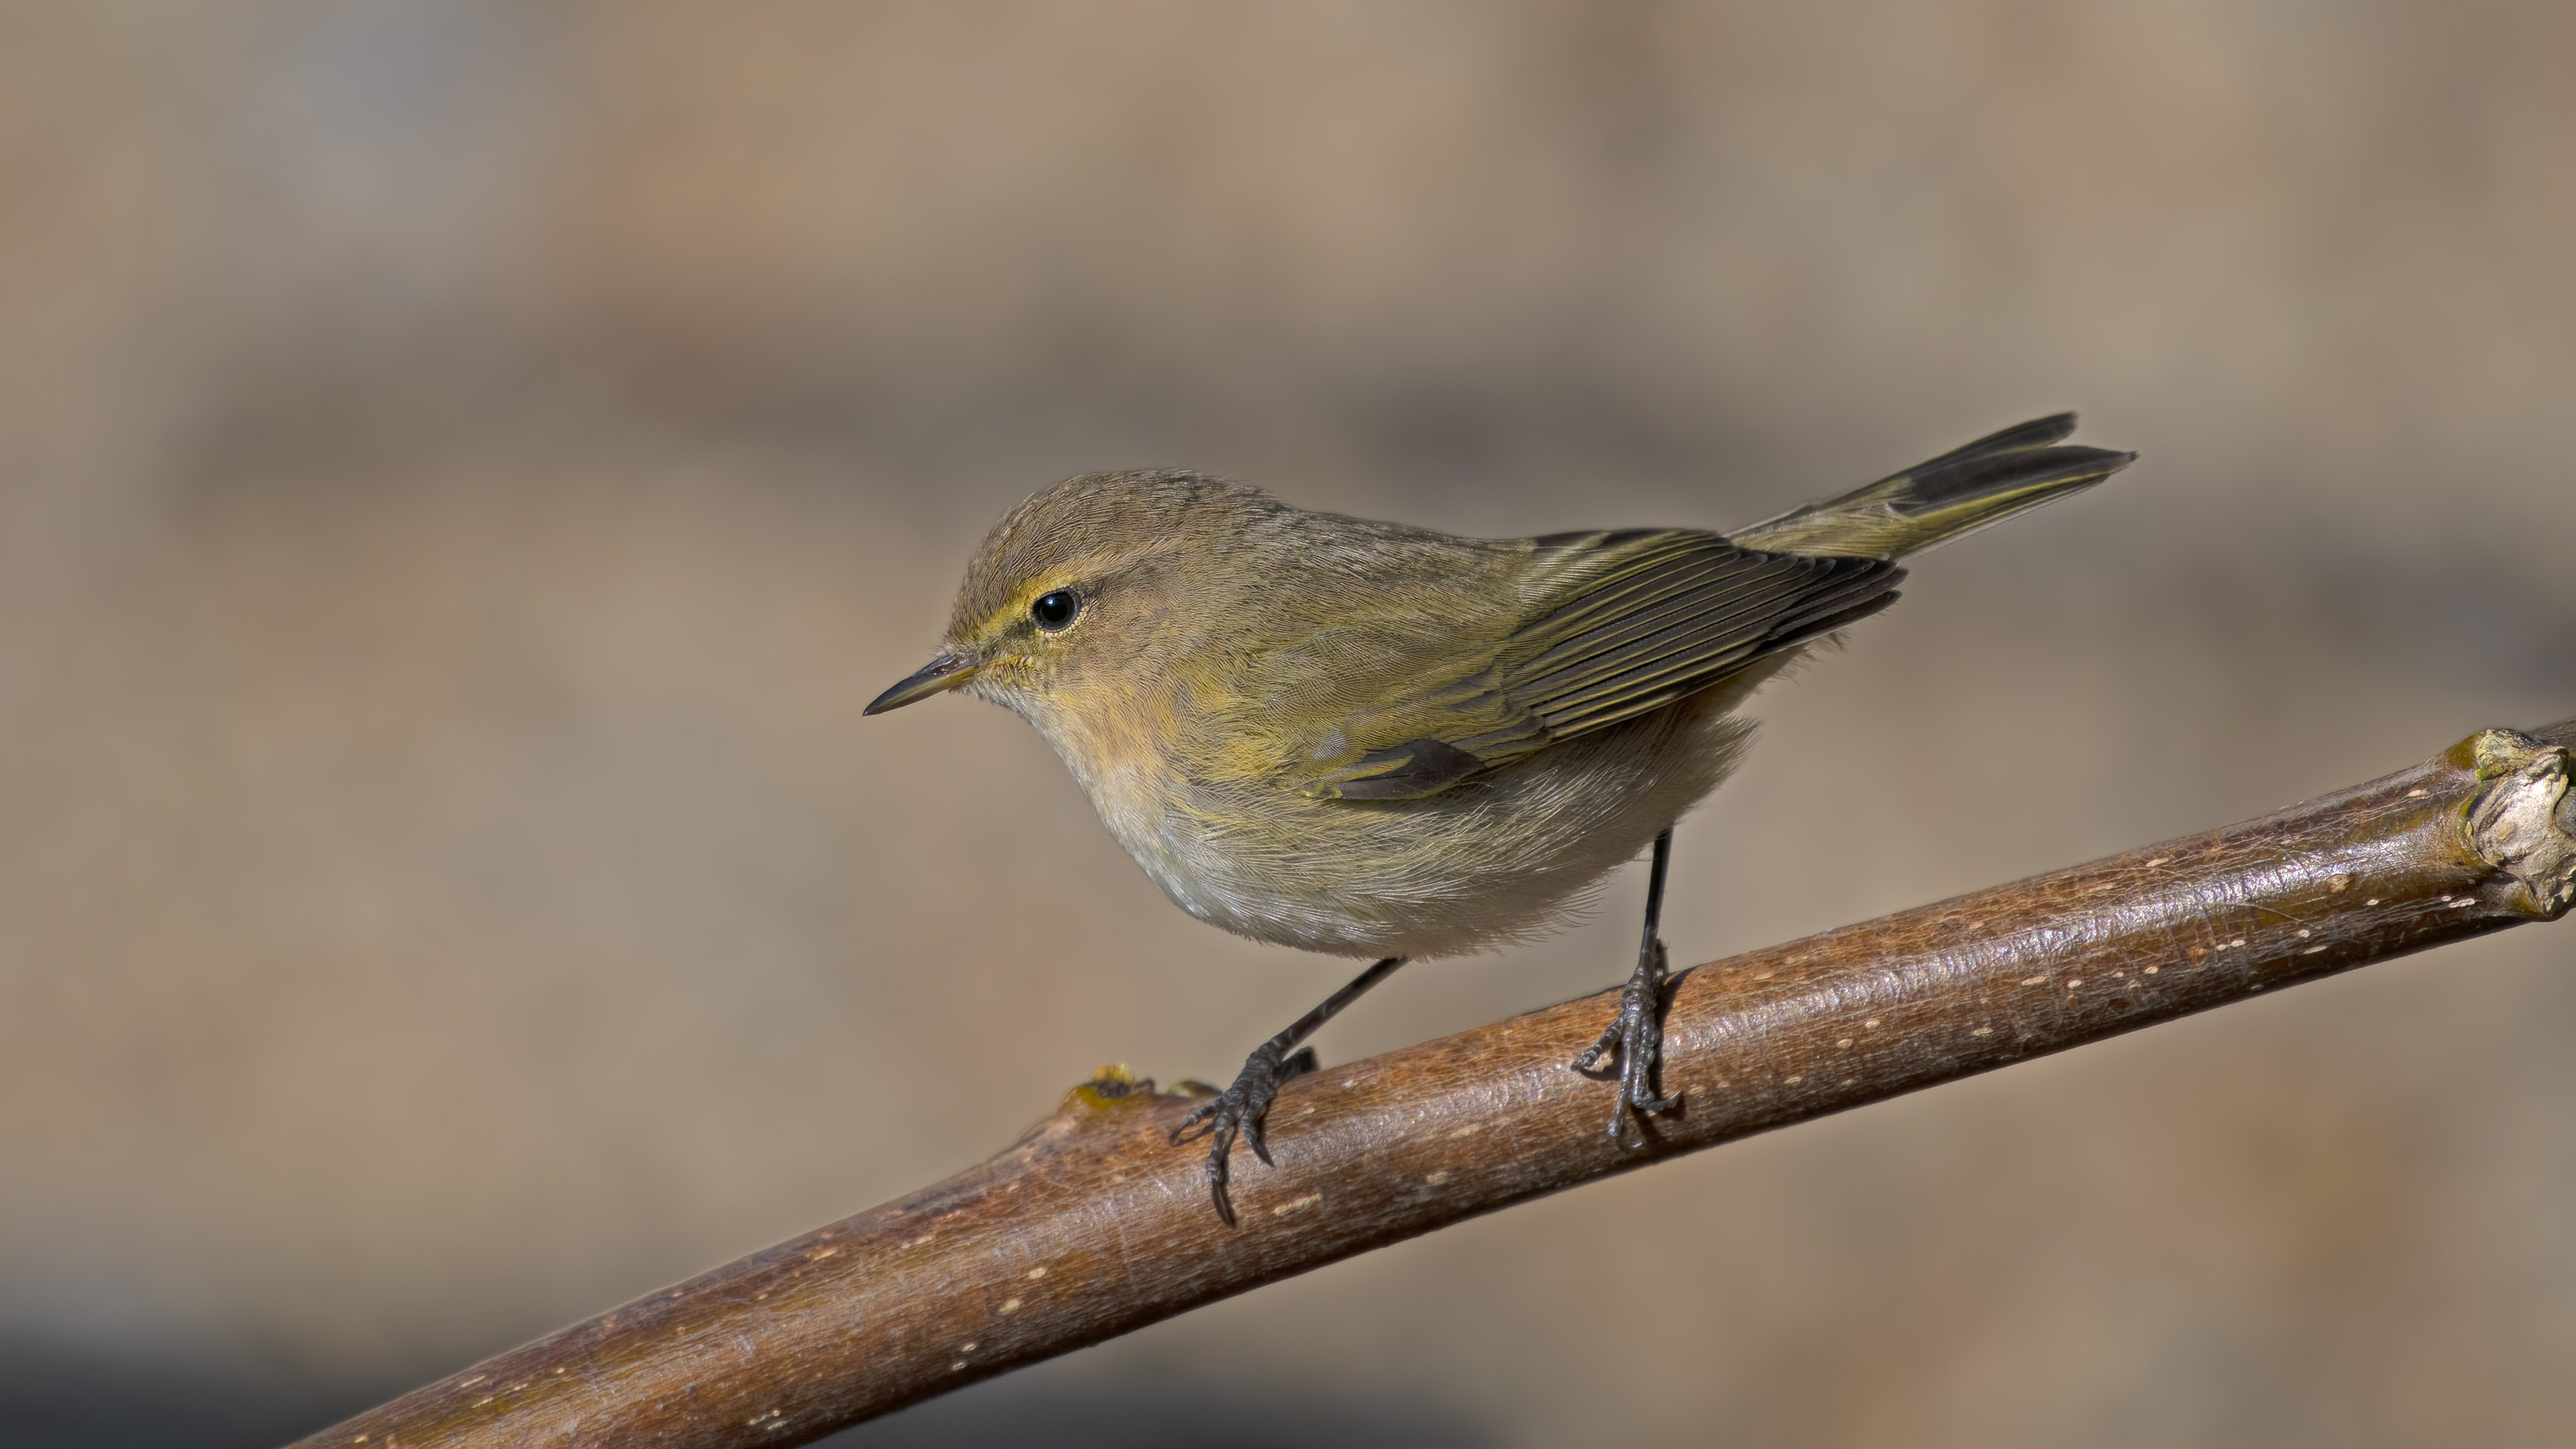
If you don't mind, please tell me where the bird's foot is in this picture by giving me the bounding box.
[1171,1042,1321,1225]
[1571,936,1682,1141]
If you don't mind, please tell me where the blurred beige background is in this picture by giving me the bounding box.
[3,3,2572,1446]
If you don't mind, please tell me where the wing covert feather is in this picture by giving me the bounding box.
[1299,531,1902,800]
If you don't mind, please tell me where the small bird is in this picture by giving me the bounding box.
[868,415,2133,1222]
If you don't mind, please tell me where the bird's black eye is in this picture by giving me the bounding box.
[1030,588,1083,631]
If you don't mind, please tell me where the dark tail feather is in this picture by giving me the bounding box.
[1729,415,2135,559]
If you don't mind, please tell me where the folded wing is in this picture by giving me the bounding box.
[1301,531,1902,800]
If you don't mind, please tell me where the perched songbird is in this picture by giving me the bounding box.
[868,415,2133,1222]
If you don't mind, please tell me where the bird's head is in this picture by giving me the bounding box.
[865,470,1286,728]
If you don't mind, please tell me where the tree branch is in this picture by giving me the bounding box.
[290,719,2575,1449]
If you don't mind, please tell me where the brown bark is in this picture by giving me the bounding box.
[290,720,2575,1449]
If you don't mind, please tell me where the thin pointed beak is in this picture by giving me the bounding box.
[865,651,981,714]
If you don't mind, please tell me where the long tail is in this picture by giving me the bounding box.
[1727,414,2135,560]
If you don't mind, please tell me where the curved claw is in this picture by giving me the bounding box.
[1171,1045,1319,1226]
[1570,938,1682,1140]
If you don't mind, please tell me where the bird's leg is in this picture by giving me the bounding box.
[1572,826,1683,1140]
[1174,955,1407,1226]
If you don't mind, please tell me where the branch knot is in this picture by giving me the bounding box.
[2465,729,2576,919]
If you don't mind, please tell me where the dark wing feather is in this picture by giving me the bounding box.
[1301,531,1902,800]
